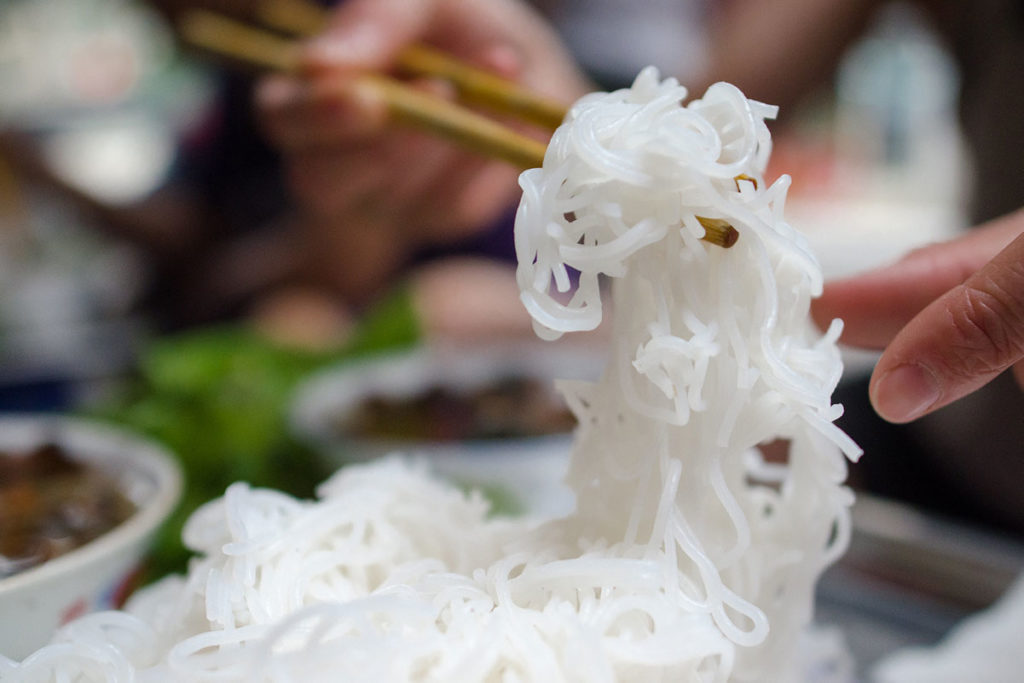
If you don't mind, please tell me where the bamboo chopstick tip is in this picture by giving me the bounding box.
[695,216,740,249]
[718,225,740,248]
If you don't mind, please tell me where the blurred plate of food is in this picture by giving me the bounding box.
[291,342,604,517]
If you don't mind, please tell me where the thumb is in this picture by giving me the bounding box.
[870,230,1024,423]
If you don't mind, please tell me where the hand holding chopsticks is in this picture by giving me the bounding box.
[181,9,552,170]
[254,0,569,131]
[177,0,738,249]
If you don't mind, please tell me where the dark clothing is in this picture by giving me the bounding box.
[933,0,1024,224]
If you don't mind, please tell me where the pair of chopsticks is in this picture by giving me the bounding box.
[181,6,555,169]
[254,0,567,131]
[178,0,738,249]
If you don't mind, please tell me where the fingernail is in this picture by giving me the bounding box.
[872,363,942,423]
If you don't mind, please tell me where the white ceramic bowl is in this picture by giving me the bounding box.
[0,415,182,661]
[291,343,604,517]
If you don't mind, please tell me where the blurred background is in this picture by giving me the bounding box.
[0,0,969,411]
[0,0,1021,672]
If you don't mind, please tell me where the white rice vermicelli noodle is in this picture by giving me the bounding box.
[2,68,859,683]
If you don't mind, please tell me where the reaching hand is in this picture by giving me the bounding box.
[255,0,590,302]
[813,209,1024,423]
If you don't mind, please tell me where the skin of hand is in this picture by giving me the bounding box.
[256,0,591,304]
[812,209,1024,423]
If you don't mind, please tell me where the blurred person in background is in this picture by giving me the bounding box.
[248,0,1023,533]
[135,0,589,345]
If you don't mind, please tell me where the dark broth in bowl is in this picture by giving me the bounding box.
[0,444,136,579]
[340,377,577,441]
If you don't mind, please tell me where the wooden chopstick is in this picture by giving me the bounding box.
[0,151,28,226]
[255,0,567,130]
[181,10,549,169]
[182,9,300,72]
[179,9,739,249]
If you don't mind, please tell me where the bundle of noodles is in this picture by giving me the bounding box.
[3,68,859,683]
[516,66,860,680]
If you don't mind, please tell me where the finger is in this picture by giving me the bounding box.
[284,124,459,220]
[812,210,1024,348]
[375,139,468,221]
[301,0,434,74]
[869,230,1024,423]
[416,154,519,237]
[256,75,388,150]
[425,1,526,76]
[429,0,588,99]
[285,144,394,217]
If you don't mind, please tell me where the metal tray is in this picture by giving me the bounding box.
[815,495,1024,674]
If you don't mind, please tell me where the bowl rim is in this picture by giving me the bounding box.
[0,414,183,594]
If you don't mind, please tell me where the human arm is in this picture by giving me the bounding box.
[812,209,1024,423]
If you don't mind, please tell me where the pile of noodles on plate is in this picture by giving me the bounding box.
[3,67,861,683]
